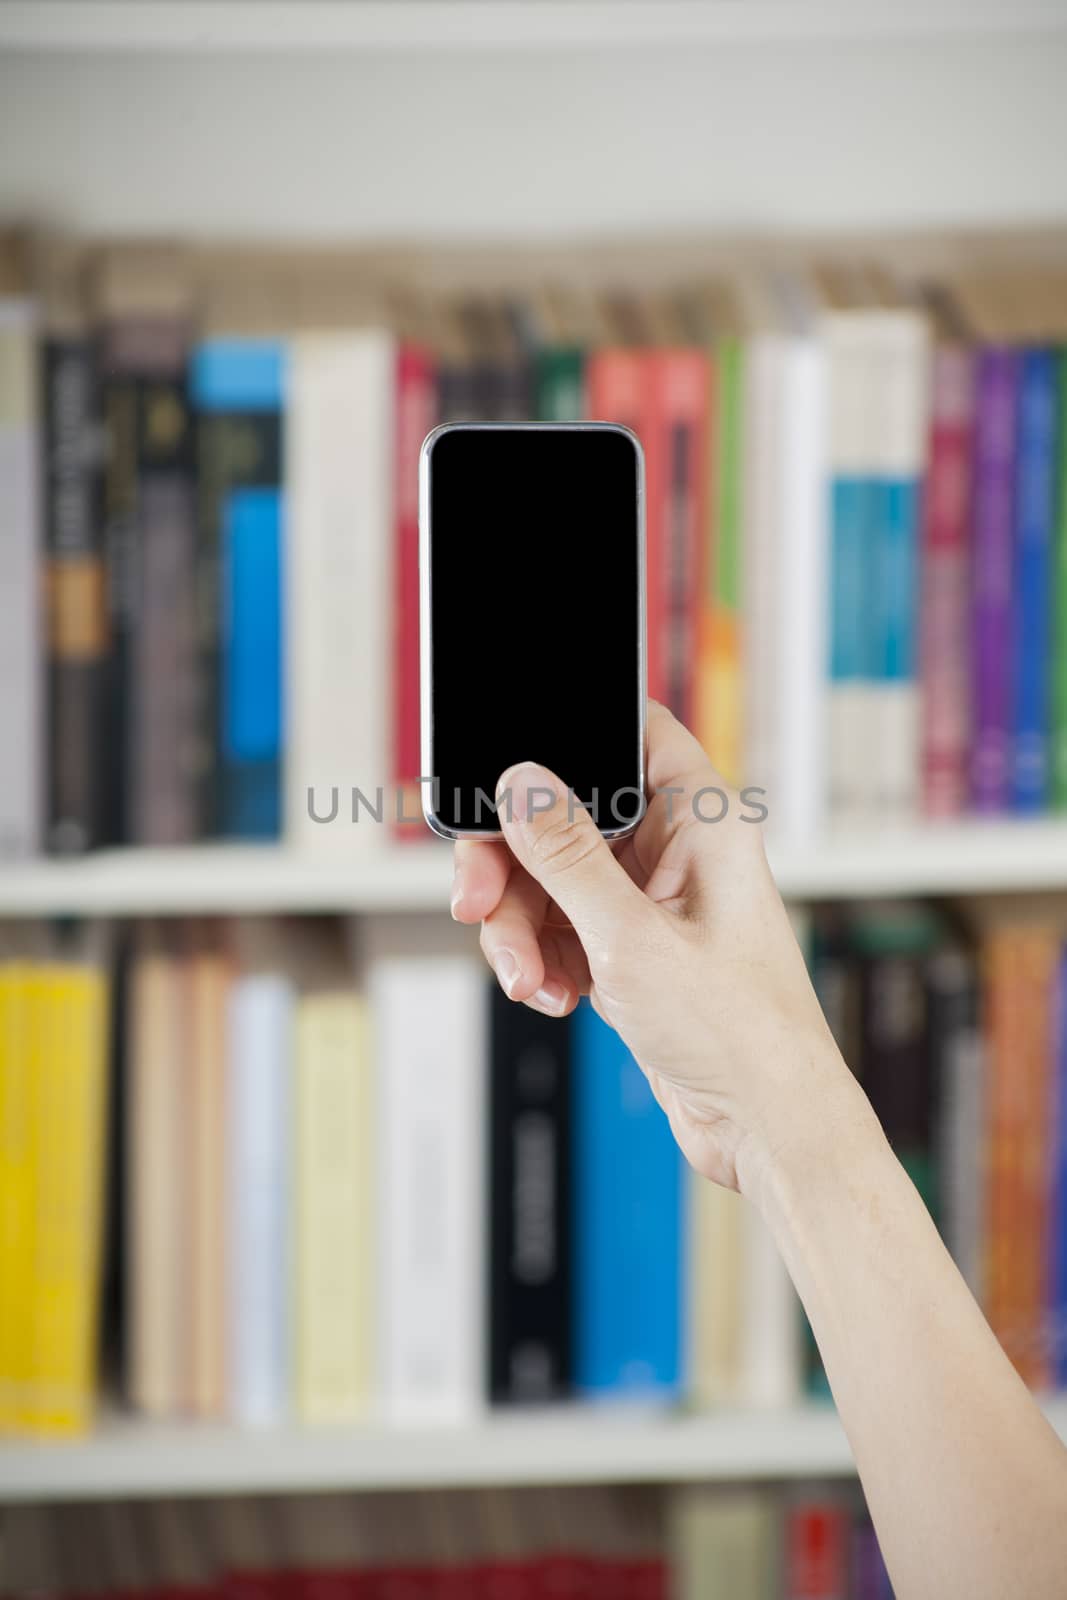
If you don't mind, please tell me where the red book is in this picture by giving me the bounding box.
[587,350,666,704]
[784,1502,849,1600]
[393,342,437,839]
[648,350,711,727]
[921,344,975,817]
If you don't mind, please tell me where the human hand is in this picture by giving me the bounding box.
[451,701,868,1200]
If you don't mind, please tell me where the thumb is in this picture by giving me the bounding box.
[495,761,648,945]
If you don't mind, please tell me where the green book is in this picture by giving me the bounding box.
[535,346,584,422]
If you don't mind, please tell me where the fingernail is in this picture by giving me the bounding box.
[450,885,464,920]
[493,949,521,997]
[531,979,569,1016]
[496,762,561,829]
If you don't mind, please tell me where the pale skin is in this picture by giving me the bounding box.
[451,701,1067,1599]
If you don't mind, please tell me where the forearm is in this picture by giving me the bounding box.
[747,1059,1067,1600]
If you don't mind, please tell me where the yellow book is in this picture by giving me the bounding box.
[294,985,373,1423]
[0,958,34,1432]
[688,1174,743,1408]
[24,956,108,1435]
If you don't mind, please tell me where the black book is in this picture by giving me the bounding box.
[488,984,572,1403]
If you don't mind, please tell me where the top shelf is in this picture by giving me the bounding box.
[2,1,1066,54]
[2,820,1067,917]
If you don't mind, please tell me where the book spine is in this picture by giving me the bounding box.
[775,338,828,842]
[741,336,782,805]
[373,955,486,1423]
[1052,947,1067,1387]
[535,346,585,422]
[488,987,572,1404]
[41,333,105,855]
[784,1500,849,1600]
[825,319,876,828]
[295,991,372,1423]
[868,313,928,824]
[707,337,743,783]
[25,962,109,1435]
[393,342,436,839]
[688,1176,742,1407]
[651,350,710,730]
[927,946,984,1298]
[1052,350,1067,809]
[572,999,684,1398]
[126,934,185,1418]
[188,944,228,1420]
[921,345,974,818]
[971,348,1019,813]
[1011,348,1058,812]
[284,333,393,853]
[227,971,292,1424]
[192,340,285,840]
[984,928,1029,1377]
[0,962,30,1429]
[132,337,198,845]
[1014,927,1057,1387]
[0,297,41,858]
[860,944,933,1210]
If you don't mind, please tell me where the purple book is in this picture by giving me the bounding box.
[971,348,1020,812]
[851,1518,894,1599]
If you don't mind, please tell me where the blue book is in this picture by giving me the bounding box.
[828,476,876,820]
[1052,948,1067,1388]
[1011,348,1058,812]
[571,1000,685,1398]
[190,339,285,837]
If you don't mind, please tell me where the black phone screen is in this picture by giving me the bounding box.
[424,425,644,835]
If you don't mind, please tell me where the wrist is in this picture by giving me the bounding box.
[732,1037,885,1221]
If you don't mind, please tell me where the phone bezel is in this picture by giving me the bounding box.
[419,420,648,842]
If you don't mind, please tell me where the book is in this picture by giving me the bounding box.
[392,340,436,839]
[927,944,984,1298]
[285,329,394,852]
[649,348,710,728]
[971,349,1019,813]
[187,924,229,1419]
[921,342,974,818]
[571,999,684,1399]
[1052,947,1067,1387]
[227,926,294,1424]
[706,334,745,783]
[0,234,41,859]
[783,1497,849,1600]
[37,241,107,855]
[487,987,572,1404]
[95,245,191,846]
[23,930,109,1435]
[369,930,487,1422]
[1011,348,1058,812]
[1052,349,1067,809]
[671,1489,779,1600]
[126,922,187,1418]
[294,941,373,1423]
[191,335,285,839]
[867,311,928,824]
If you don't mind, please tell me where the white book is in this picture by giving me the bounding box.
[0,295,40,858]
[824,311,879,830]
[285,330,395,852]
[369,935,487,1424]
[227,967,294,1425]
[740,333,785,804]
[867,310,930,826]
[739,1203,801,1409]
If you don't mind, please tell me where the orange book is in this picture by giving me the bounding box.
[587,349,667,705]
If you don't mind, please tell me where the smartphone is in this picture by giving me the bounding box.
[420,422,646,839]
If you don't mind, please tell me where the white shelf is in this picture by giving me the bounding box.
[2,1398,1064,1502]
[2,822,1067,917]
[2,1,1065,55]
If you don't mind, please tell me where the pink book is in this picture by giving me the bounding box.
[921,345,975,816]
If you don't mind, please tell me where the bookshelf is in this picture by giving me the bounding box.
[2,1,1066,53]
[1,1398,1063,1504]
[2,821,1067,917]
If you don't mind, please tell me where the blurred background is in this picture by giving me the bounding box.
[2,3,1067,1595]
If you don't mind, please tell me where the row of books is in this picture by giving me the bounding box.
[3,1484,889,1600]
[3,234,1067,859]
[3,898,1066,1438]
